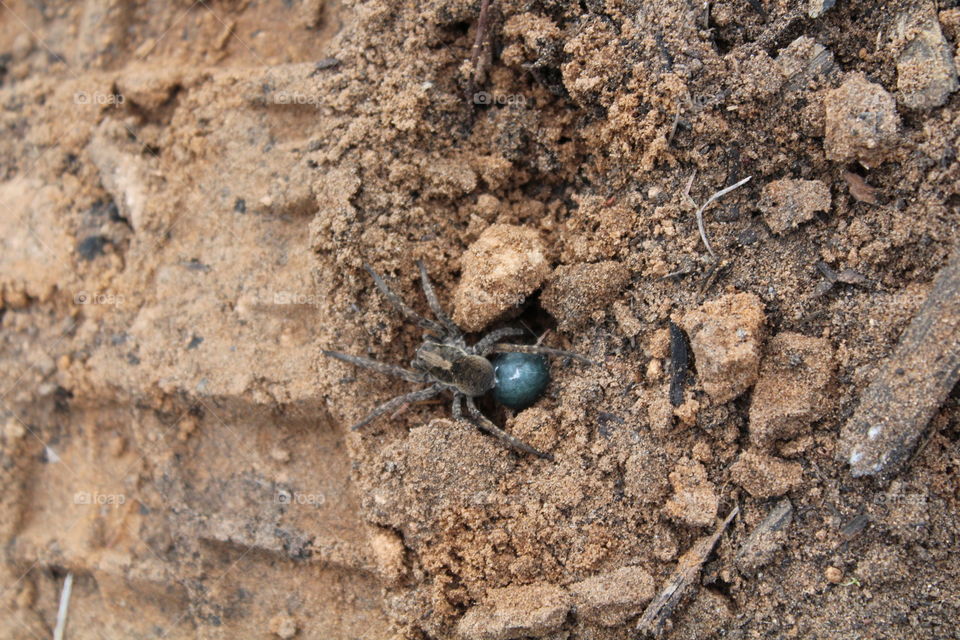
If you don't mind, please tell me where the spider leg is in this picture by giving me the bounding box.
[416,260,462,339]
[451,392,462,419]
[349,384,444,431]
[464,396,553,460]
[487,343,596,366]
[323,350,430,384]
[364,264,445,335]
[474,327,527,355]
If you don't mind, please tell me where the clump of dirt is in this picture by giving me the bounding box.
[1,0,959,638]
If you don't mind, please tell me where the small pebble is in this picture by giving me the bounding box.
[825,566,843,584]
[269,613,297,639]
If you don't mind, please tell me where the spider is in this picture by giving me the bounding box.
[323,261,593,460]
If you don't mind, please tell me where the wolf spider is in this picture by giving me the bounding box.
[323,262,592,460]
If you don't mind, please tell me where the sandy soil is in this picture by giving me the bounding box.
[0,0,958,638]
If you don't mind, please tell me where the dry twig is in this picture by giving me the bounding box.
[690,175,752,259]
[637,505,739,636]
[838,244,960,477]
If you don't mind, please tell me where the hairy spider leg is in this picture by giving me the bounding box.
[451,392,464,420]
[349,384,445,431]
[416,260,462,340]
[485,343,596,366]
[464,396,553,460]
[364,264,446,335]
[471,327,526,354]
[323,350,430,384]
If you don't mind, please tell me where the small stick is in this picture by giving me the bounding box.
[467,0,494,98]
[692,175,752,260]
[666,102,682,146]
[838,244,960,478]
[668,321,690,407]
[54,572,74,640]
[637,505,739,637]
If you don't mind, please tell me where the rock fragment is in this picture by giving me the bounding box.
[680,293,766,403]
[824,73,901,167]
[758,179,831,235]
[749,332,834,449]
[663,458,719,528]
[775,36,837,93]
[729,451,803,498]
[807,0,835,18]
[541,261,630,330]
[453,225,550,332]
[897,10,959,110]
[457,583,570,640]
[570,566,655,627]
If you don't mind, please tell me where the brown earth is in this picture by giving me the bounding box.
[1,0,959,638]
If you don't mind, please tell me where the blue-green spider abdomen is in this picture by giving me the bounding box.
[492,352,550,410]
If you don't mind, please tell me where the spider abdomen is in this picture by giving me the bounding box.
[492,353,550,410]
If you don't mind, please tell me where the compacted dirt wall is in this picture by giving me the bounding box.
[0,0,958,638]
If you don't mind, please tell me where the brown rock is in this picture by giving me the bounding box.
[663,458,719,528]
[453,225,551,332]
[680,293,766,403]
[570,566,655,627]
[729,451,803,498]
[541,261,630,330]
[457,583,570,640]
[758,179,831,235]
[824,73,901,167]
[749,332,834,449]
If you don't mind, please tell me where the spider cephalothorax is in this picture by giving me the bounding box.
[323,261,592,460]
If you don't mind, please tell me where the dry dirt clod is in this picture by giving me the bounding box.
[824,73,902,168]
[456,583,571,640]
[540,260,630,331]
[749,332,834,449]
[569,566,656,627]
[453,224,550,332]
[663,458,719,528]
[729,450,804,498]
[268,612,297,639]
[758,179,831,235]
[680,292,766,404]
